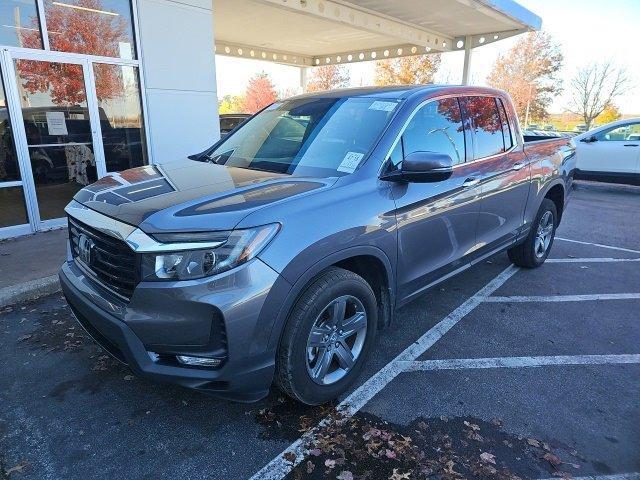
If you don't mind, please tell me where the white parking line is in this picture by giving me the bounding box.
[248,265,520,480]
[485,293,640,303]
[538,474,640,480]
[546,257,640,263]
[405,354,640,372]
[556,237,640,254]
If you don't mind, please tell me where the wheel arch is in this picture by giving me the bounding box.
[265,246,395,353]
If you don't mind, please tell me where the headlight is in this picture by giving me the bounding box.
[141,224,279,281]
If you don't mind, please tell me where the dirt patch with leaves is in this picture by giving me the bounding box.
[281,413,586,480]
[253,394,338,441]
[6,294,88,354]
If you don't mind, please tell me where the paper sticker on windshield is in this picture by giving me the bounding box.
[337,152,365,173]
[369,101,397,112]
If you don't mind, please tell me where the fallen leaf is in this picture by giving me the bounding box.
[308,448,322,457]
[527,438,541,448]
[283,452,296,463]
[543,452,562,466]
[464,421,480,431]
[123,375,134,381]
[325,459,336,469]
[480,452,496,464]
[306,461,315,474]
[389,468,411,480]
[5,461,28,475]
[337,471,354,480]
[385,449,397,459]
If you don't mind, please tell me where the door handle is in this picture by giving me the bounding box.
[623,144,639,147]
[462,177,480,187]
[512,161,525,171]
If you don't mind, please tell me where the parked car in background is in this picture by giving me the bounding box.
[219,113,250,137]
[574,118,640,185]
[573,124,587,133]
[59,86,575,405]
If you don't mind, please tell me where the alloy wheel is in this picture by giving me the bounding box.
[305,295,368,385]
[534,210,554,258]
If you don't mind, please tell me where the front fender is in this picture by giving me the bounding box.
[260,245,395,354]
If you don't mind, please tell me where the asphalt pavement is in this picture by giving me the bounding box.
[1,187,638,480]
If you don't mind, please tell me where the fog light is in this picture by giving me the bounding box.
[176,355,222,367]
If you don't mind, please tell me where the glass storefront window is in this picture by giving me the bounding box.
[44,0,137,59]
[15,59,97,221]
[1,64,29,229]
[94,63,147,171]
[0,0,43,49]
[0,186,29,227]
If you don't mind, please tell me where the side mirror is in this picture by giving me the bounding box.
[381,151,454,183]
[580,135,597,143]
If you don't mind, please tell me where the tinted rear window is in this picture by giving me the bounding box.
[461,96,505,159]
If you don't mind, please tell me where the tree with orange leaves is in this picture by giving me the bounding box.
[487,32,563,123]
[243,73,278,114]
[374,54,441,86]
[306,65,349,93]
[18,0,128,105]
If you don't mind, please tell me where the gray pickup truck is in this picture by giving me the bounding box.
[59,85,576,404]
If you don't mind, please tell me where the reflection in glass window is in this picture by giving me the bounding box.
[44,0,136,59]
[497,99,513,150]
[94,64,148,171]
[0,72,20,182]
[0,186,29,227]
[15,59,97,221]
[0,0,43,49]
[598,123,640,141]
[461,96,505,159]
[401,98,466,165]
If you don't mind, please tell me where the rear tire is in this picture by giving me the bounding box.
[275,267,377,405]
[508,198,558,268]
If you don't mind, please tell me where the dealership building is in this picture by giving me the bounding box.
[0,0,539,239]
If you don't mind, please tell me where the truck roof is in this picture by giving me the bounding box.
[287,84,508,102]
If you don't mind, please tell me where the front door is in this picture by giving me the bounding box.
[578,121,640,174]
[388,97,481,303]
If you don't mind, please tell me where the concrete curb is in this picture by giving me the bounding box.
[0,275,61,309]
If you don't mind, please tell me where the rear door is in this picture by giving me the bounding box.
[460,96,530,254]
[388,97,482,303]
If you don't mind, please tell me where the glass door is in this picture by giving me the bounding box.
[8,52,106,226]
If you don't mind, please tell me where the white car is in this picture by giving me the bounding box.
[574,118,640,185]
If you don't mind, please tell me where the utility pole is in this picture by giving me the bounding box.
[524,82,533,128]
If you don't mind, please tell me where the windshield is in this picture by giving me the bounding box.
[206,96,399,176]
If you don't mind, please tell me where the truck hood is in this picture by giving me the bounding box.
[73,160,332,233]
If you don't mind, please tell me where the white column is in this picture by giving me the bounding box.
[462,35,473,85]
[299,66,308,93]
[136,0,219,163]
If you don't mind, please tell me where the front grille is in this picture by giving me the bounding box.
[68,216,139,301]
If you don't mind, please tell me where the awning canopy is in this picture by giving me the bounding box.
[213,0,542,67]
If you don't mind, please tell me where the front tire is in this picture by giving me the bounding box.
[275,267,378,405]
[508,198,558,268]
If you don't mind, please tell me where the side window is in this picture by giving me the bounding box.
[461,96,505,159]
[597,123,640,141]
[399,98,466,165]
[497,98,513,150]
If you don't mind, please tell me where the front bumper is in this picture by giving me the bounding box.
[59,258,290,402]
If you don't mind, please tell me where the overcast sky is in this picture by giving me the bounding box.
[216,0,640,114]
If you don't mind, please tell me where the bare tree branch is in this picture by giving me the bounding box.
[567,62,631,129]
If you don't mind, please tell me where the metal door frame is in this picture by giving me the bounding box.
[1,48,108,232]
